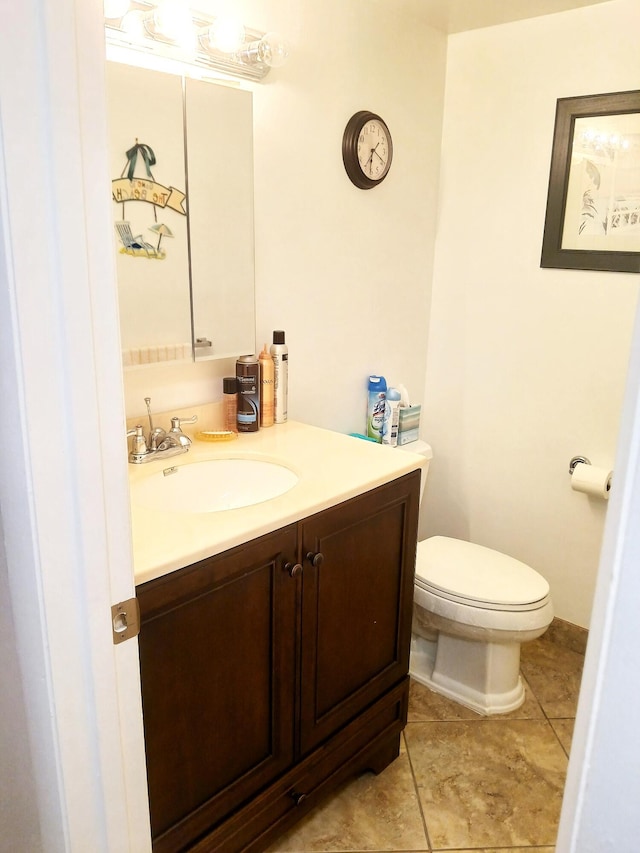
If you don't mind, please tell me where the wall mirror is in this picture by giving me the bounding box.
[106,61,256,366]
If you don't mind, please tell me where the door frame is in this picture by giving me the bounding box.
[0,0,150,848]
[2,0,640,849]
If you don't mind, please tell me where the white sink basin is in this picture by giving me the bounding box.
[130,458,299,513]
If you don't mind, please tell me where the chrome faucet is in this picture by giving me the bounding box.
[126,397,197,464]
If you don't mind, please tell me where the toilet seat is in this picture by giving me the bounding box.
[415,536,550,613]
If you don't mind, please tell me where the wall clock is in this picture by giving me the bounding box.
[342,110,393,190]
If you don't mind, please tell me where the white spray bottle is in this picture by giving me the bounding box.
[382,387,402,446]
[270,330,288,423]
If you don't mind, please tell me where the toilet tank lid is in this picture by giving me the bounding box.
[397,440,432,459]
[416,536,550,606]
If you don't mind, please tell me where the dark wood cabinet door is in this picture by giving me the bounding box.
[298,472,420,756]
[136,525,298,852]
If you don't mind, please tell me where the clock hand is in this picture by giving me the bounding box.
[366,143,385,174]
[365,149,375,174]
[367,143,382,173]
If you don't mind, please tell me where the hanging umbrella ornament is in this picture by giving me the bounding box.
[148,222,174,257]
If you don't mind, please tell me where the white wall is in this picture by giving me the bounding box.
[122,0,447,430]
[422,0,640,627]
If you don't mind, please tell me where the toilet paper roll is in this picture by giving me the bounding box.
[571,462,612,500]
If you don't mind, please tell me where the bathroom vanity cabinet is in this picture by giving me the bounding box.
[136,471,420,852]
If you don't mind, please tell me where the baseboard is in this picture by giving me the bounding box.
[545,617,589,656]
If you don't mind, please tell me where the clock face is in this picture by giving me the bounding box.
[342,111,393,190]
[357,119,391,181]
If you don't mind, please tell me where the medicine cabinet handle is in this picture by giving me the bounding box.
[306,551,324,568]
[285,562,303,578]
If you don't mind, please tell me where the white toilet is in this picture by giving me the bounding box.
[401,441,553,715]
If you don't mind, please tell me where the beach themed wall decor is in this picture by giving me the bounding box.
[112,138,186,260]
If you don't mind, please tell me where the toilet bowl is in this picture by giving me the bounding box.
[397,441,553,715]
[410,536,553,714]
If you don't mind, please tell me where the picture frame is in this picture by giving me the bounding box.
[540,90,640,273]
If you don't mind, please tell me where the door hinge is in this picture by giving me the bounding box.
[111,597,140,645]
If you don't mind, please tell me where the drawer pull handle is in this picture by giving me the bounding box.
[285,562,303,578]
[306,551,324,568]
[290,791,307,806]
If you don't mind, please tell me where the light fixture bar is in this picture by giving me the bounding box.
[104,1,274,82]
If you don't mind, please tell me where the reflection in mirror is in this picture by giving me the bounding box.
[106,61,256,367]
[185,80,256,361]
[107,62,191,365]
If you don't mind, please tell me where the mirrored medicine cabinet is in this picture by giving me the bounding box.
[106,61,256,365]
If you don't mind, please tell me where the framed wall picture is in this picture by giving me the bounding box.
[541,90,640,273]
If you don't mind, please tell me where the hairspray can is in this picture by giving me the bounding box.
[236,355,260,432]
[270,330,288,424]
[258,344,274,427]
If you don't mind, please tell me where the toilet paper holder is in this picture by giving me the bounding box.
[568,454,613,498]
[569,455,590,475]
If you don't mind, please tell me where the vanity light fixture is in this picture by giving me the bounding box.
[104,0,289,82]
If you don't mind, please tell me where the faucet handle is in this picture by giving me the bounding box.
[169,415,198,447]
[169,415,198,432]
[127,425,148,461]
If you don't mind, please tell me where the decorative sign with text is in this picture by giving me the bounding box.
[112,140,187,260]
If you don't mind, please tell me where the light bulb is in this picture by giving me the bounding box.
[257,32,289,68]
[104,0,130,19]
[121,10,146,40]
[208,16,245,53]
[153,0,196,50]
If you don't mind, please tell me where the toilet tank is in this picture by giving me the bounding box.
[397,439,432,504]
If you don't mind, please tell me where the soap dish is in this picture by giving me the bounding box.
[196,430,238,442]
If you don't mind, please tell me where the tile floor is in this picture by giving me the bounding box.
[266,627,585,853]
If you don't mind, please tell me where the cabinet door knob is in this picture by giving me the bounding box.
[285,562,303,578]
[306,551,324,568]
[290,791,307,806]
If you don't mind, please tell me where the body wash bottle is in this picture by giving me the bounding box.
[236,355,260,432]
[223,376,238,433]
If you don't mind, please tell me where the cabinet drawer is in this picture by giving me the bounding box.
[190,679,409,853]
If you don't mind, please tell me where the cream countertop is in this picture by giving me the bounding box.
[128,420,429,586]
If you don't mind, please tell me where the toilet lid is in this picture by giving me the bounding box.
[415,536,550,610]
